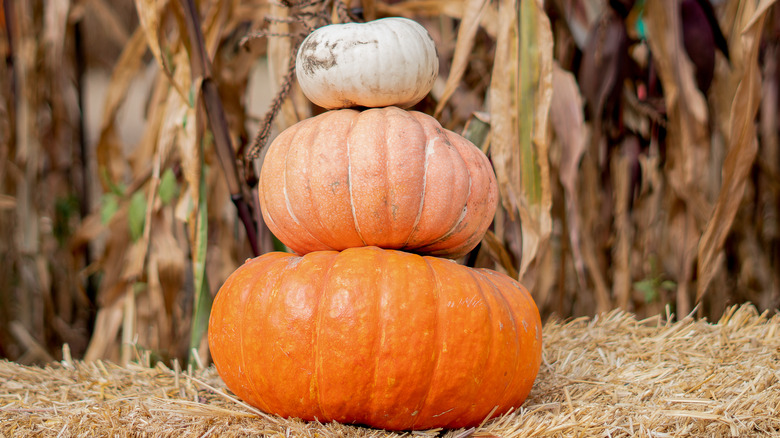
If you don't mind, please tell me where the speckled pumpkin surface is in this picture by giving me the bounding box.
[208,246,542,431]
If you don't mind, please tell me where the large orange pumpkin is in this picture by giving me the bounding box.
[258,106,498,259]
[208,246,542,431]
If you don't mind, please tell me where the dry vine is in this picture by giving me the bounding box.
[242,0,359,165]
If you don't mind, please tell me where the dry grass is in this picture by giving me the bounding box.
[2,0,779,366]
[2,304,778,437]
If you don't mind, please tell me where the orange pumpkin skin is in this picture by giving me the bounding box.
[208,246,542,431]
[258,107,498,259]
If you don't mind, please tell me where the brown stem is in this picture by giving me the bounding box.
[178,0,259,256]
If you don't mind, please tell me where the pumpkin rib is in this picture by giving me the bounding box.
[312,254,339,422]
[402,115,478,256]
[378,108,426,246]
[386,24,410,102]
[480,270,522,413]
[410,123,493,256]
[412,178,471,252]
[404,126,468,251]
[501,279,531,411]
[482,270,542,410]
[211,254,295,414]
[240,256,287,415]
[402,128,432,249]
[208,257,243,402]
[412,256,479,427]
[345,123,368,247]
[310,118,365,250]
[409,255,443,429]
[367,250,388,425]
[462,265,497,423]
[281,125,330,251]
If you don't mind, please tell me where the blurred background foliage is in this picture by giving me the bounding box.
[0,0,778,366]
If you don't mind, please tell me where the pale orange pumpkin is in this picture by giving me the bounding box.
[258,106,498,259]
[208,246,542,431]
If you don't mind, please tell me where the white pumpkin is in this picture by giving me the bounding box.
[295,17,439,109]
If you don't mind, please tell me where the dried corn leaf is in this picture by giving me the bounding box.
[488,0,553,281]
[42,0,69,69]
[268,4,301,132]
[482,230,519,278]
[146,211,185,354]
[643,0,716,315]
[697,0,770,301]
[361,0,377,21]
[77,0,131,48]
[378,0,468,19]
[555,0,603,49]
[488,0,518,224]
[95,29,147,188]
[577,8,628,154]
[162,60,199,206]
[434,0,489,117]
[611,136,640,310]
[516,0,554,278]
[84,288,125,361]
[377,0,499,38]
[134,0,187,98]
[549,63,587,289]
[644,0,711,225]
[0,194,16,210]
[189,155,211,367]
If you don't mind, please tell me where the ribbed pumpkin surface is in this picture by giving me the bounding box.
[208,246,542,431]
[258,106,498,259]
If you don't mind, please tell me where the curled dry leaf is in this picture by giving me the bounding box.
[488,0,518,229]
[95,29,147,189]
[643,0,714,314]
[644,0,711,225]
[488,0,554,281]
[42,0,69,71]
[549,63,587,290]
[697,0,771,301]
[134,0,187,98]
[517,0,554,279]
[434,0,489,117]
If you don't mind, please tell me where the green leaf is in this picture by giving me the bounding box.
[634,279,659,303]
[158,168,178,205]
[100,167,127,197]
[189,163,212,367]
[188,81,197,108]
[128,191,147,241]
[461,112,491,154]
[101,193,120,224]
[54,195,79,245]
[518,0,546,204]
[271,233,289,253]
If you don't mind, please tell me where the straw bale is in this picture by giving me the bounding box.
[1,304,778,437]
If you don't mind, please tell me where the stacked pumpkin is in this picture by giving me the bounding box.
[208,18,542,431]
